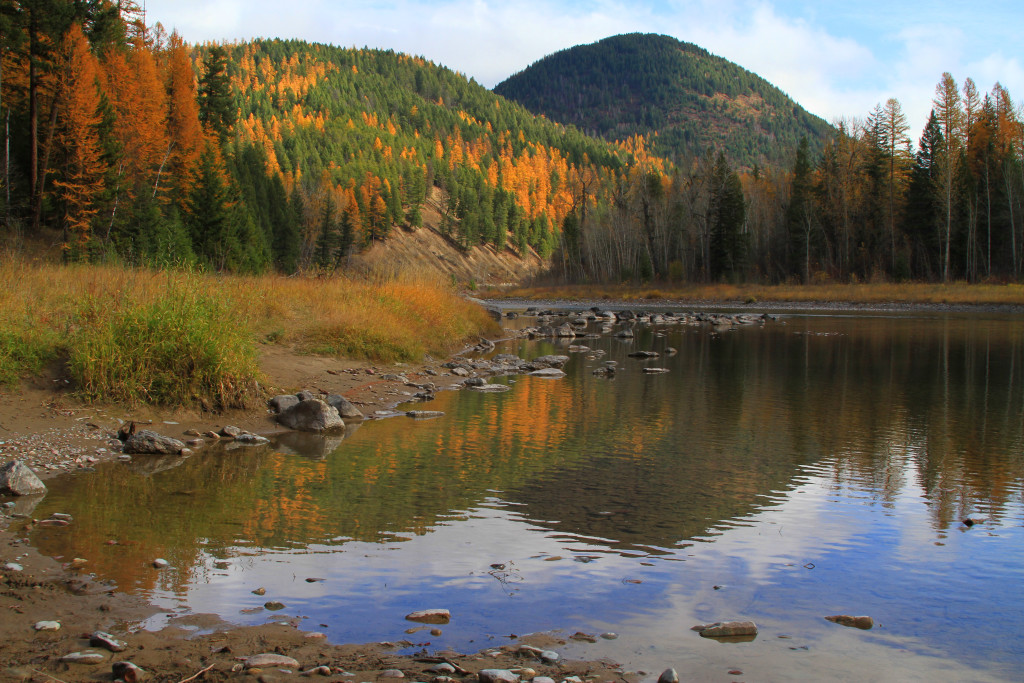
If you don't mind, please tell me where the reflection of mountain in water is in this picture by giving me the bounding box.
[28,314,1024,595]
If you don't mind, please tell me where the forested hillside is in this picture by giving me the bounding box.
[494,33,833,169]
[1,2,1022,285]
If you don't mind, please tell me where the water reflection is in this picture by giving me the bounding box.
[26,312,1024,681]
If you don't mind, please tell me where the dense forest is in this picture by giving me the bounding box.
[1,2,1022,283]
[495,33,833,170]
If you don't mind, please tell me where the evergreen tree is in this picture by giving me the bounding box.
[708,152,747,280]
[198,45,235,143]
[904,111,943,278]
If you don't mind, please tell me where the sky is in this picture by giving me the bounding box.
[143,0,1024,141]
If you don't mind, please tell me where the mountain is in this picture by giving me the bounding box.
[494,33,833,168]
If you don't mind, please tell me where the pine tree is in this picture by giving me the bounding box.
[198,45,235,143]
[903,111,943,278]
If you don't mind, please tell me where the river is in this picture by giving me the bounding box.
[28,308,1024,681]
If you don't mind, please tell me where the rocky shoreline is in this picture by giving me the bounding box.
[0,303,864,682]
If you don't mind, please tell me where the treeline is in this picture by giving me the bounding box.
[556,77,1024,284]
[494,33,833,170]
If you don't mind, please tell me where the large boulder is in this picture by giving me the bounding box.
[268,394,300,414]
[276,399,345,433]
[0,460,47,496]
[123,430,186,455]
[325,394,364,420]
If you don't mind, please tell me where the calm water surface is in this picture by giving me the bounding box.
[29,311,1024,682]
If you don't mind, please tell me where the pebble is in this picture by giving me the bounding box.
[152,558,169,568]
[90,630,127,652]
[112,661,146,682]
[4,562,23,572]
[252,587,267,595]
[264,601,286,611]
[657,669,678,683]
[244,653,300,669]
[600,632,618,640]
[379,669,405,678]
[478,670,519,683]
[301,665,332,676]
[34,620,61,631]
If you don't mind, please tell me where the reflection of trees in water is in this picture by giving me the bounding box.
[29,315,1024,594]
[508,316,1024,546]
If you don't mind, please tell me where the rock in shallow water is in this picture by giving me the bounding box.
[405,608,450,624]
[276,399,345,433]
[123,430,186,455]
[693,620,758,638]
[825,615,874,629]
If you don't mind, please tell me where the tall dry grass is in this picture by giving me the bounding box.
[0,260,498,407]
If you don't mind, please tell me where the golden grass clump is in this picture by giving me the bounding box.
[0,260,498,407]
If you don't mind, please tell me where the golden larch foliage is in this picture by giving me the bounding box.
[53,24,106,248]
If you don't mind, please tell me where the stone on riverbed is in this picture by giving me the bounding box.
[406,411,445,419]
[276,399,345,433]
[123,430,186,455]
[0,460,47,496]
[470,383,511,392]
[529,368,566,379]
[530,355,570,368]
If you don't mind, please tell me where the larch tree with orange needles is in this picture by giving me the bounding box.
[53,24,105,256]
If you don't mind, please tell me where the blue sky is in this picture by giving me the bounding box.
[144,0,1024,140]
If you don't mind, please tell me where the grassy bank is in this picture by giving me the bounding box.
[0,261,499,408]
[486,282,1024,307]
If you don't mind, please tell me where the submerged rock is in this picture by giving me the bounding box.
[406,410,445,419]
[0,461,46,496]
[470,384,511,393]
[529,368,566,379]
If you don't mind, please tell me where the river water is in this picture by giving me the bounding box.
[28,309,1024,681]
